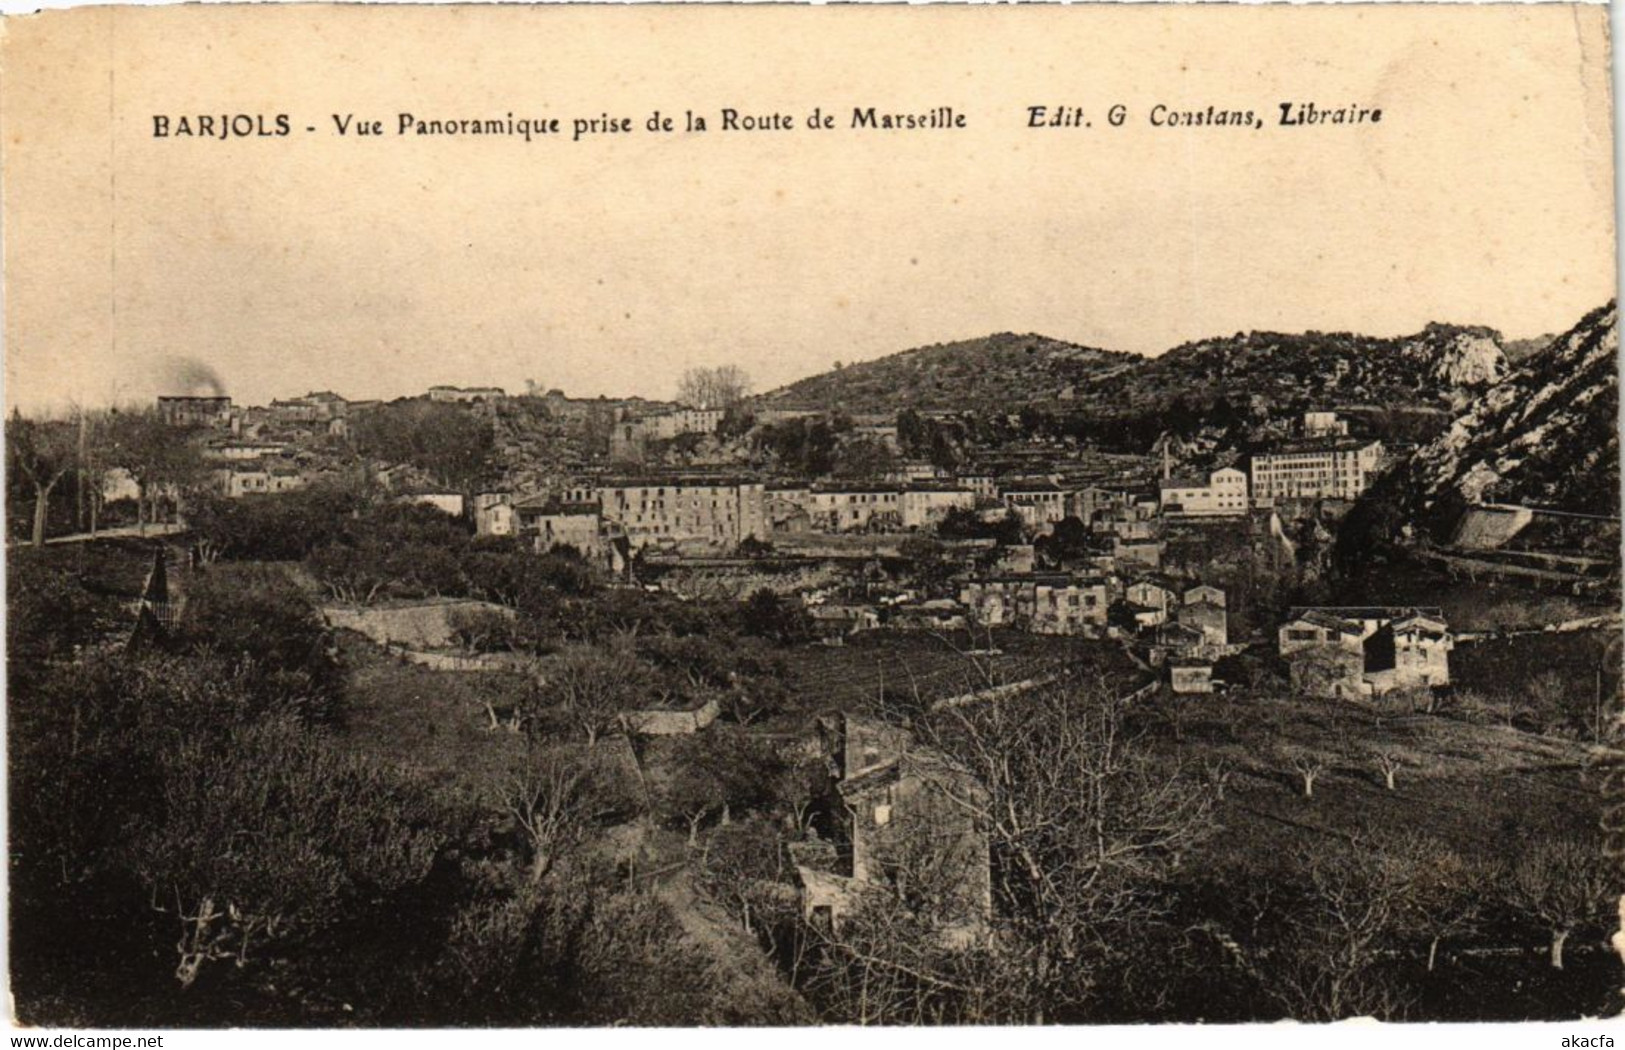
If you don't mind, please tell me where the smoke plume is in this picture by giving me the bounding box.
[159,356,228,397]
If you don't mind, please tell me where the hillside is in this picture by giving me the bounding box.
[759,324,1508,419]
[757,333,1136,413]
[1407,301,1618,518]
[1083,323,1507,418]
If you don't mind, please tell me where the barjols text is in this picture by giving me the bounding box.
[153,114,290,138]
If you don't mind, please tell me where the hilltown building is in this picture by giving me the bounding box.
[803,486,903,532]
[473,492,516,536]
[609,408,726,460]
[269,391,348,424]
[900,486,977,530]
[1000,483,1069,527]
[1071,486,1133,526]
[1158,467,1249,517]
[561,477,767,549]
[1168,659,1216,695]
[960,575,1110,635]
[1249,439,1384,503]
[214,464,305,498]
[428,385,506,404]
[1302,410,1350,438]
[1279,606,1453,697]
[157,395,233,428]
[1176,597,1229,648]
[1124,579,1180,626]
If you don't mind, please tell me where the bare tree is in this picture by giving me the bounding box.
[471,672,528,734]
[677,365,751,410]
[132,718,445,990]
[800,894,1000,1025]
[107,408,206,531]
[534,640,649,747]
[1505,838,1616,969]
[1389,835,1491,972]
[498,743,599,883]
[1266,840,1418,1021]
[1288,751,1325,798]
[1201,757,1235,801]
[1374,750,1403,791]
[910,677,1217,1022]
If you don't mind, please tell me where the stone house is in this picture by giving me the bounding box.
[794,714,991,944]
[1176,599,1228,648]
[1279,606,1453,697]
[960,575,1109,635]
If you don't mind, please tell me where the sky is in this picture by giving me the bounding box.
[2,3,1616,413]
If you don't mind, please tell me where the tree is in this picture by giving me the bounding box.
[176,564,345,723]
[129,716,447,989]
[533,641,649,747]
[6,554,102,672]
[912,679,1217,1022]
[677,365,751,410]
[498,743,604,883]
[898,535,956,595]
[738,588,812,645]
[8,413,77,546]
[1288,750,1325,798]
[107,408,205,531]
[833,437,898,480]
[1033,516,1098,567]
[695,815,790,936]
[1389,835,1491,973]
[187,483,363,562]
[659,726,784,844]
[352,401,495,490]
[1504,838,1615,969]
[801,895,999,1025]
[68,406,119,536]
[1374,749,1403,791]
[1264,841,1419,1020]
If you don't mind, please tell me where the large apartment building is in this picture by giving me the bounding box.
[1248,439,1383,502]
[562,477,766,549]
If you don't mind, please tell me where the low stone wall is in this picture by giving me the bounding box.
[389,646,530,673]
[621,696,722,736]
[323,599,513,649]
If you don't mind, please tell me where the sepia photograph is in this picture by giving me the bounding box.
[1,1,1621,1032]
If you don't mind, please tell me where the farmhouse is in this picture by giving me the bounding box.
[1279,606,1453,697]
[794,713,990,943]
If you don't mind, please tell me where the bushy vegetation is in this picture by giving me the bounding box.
[8,553,815,1025]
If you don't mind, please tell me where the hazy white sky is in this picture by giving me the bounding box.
[3,4,1615,412]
